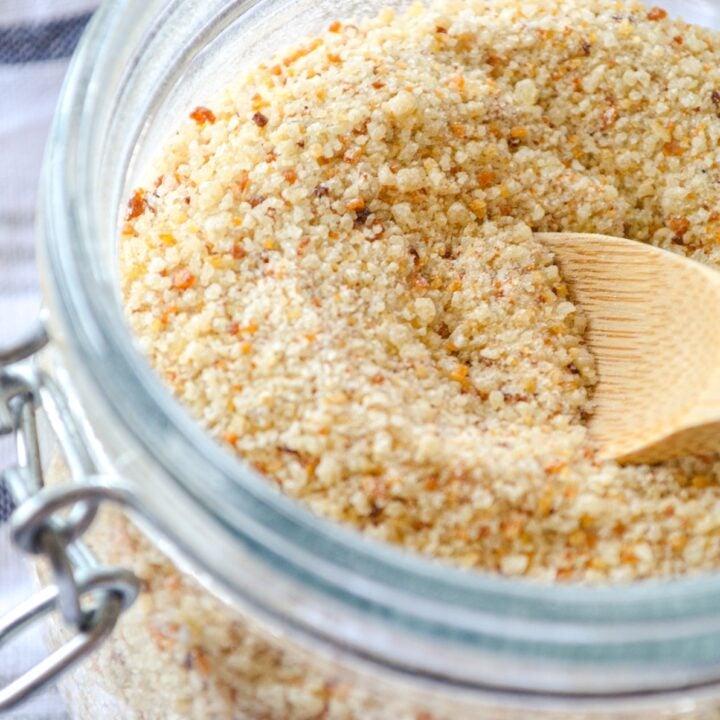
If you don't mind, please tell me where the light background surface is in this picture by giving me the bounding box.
[1,2,97,717]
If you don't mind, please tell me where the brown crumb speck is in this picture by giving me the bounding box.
[712,90,720,116]
[354,206,371,227]
[252,112,269,127]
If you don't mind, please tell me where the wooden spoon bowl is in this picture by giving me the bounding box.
[538,232,720,464]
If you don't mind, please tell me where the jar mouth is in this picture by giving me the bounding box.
[38,0,720,699]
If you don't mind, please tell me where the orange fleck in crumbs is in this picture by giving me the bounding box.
[189,106,216,125]
[127,190,147,220]
[171,268,195,290]
[647,6,668,21]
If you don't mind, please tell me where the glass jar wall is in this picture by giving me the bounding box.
[33,0,720,717]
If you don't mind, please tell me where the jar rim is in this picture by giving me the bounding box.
[37,0,720,698]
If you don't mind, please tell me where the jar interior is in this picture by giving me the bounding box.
[39,0,720,700]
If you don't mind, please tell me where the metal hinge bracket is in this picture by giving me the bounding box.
[0,321,140,711]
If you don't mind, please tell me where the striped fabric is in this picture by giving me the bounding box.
[0,483,11,525]
[1,3,95,717]
[0,13,92,64]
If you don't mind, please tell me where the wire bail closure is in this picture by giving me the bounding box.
[0,321,140,711]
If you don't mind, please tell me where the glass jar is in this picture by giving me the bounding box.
[7,0,720,717]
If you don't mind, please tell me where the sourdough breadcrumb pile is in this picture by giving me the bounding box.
[122,0,720,583]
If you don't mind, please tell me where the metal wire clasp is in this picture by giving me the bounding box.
[0,321,141,711]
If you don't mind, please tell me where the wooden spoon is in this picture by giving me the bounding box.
[537,232,720,465]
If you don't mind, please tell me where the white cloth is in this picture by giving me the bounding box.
[1,2,97,717]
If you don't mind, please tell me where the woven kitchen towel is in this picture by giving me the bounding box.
[1,3,95,718]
